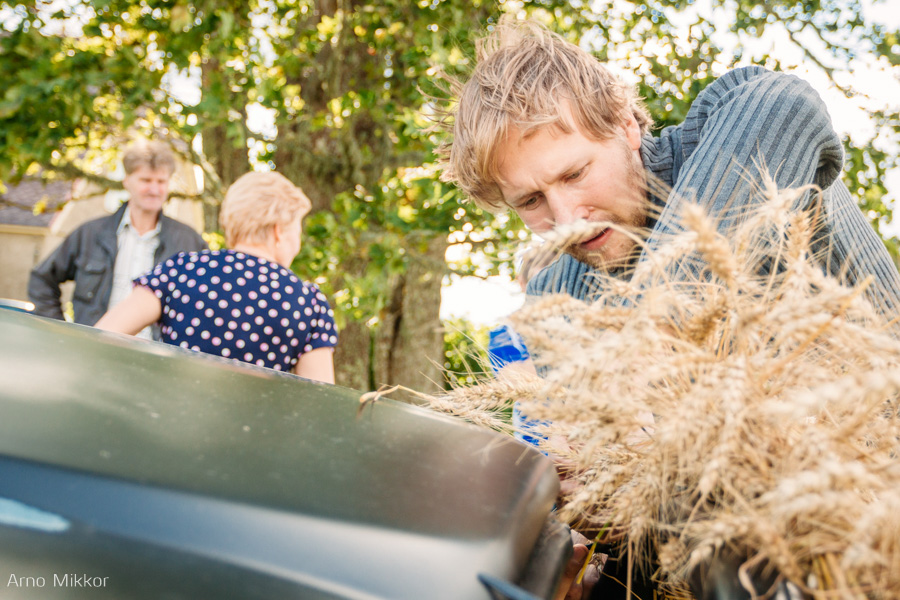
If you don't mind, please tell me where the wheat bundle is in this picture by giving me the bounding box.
[425,181,900,598]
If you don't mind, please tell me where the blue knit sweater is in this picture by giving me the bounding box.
[528,66,900,318]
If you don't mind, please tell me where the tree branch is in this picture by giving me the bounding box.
[758,3,855,95]
[0,195,37,211]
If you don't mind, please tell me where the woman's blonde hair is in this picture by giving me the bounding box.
[437,16,652,212]
[220,171,312,247]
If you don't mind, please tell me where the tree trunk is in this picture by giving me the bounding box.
[334,319,372,391]
[373,236,448,395]
[201,59,250,232]
[269,1,449,395]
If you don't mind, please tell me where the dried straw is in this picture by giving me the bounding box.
[422,179,900,598]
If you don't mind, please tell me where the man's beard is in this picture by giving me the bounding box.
[565,143,648,271]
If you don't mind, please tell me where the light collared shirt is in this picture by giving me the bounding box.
[108,205,161,339]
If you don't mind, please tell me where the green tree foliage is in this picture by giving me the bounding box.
[1,0,897,390]
[0,0,507,391]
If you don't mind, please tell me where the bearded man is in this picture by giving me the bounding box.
[439,18,900,314]
[437,16,900,600]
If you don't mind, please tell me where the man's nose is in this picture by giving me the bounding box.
[547,191,589,227]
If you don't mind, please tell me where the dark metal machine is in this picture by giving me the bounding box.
[0,308,571,599]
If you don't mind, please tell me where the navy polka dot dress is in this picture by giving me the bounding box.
[136,249,338,371]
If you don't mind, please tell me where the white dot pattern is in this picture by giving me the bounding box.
[137,249,338,370]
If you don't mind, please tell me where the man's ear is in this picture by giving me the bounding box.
[621,112,642,151]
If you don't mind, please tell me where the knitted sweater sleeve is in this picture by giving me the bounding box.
[649,65,842,240]
[649,66,900,316]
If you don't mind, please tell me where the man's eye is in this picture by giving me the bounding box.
[565,169,583,181]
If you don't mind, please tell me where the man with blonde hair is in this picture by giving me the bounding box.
[29,139,207,338]
[438,15,900,600]
[439,17,900,314]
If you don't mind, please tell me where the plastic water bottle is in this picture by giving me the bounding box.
[487,324,530,371]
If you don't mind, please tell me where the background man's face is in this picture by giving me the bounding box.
[496,110,647,270]
[122,165,172,215]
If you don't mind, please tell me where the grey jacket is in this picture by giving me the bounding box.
[529,66,900,318]
[28,202,208,328]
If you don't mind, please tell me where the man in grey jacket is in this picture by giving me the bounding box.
[28,140,207,338]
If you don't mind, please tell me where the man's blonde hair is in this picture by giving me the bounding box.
[220,172,312,247]
[437,16,652,212]
[122,140,177,176]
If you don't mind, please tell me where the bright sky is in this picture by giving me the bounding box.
[441,0,900,326]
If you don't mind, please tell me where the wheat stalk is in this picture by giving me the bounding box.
[422,179,900,597]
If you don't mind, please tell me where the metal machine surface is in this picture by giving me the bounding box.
[0,309,569,599]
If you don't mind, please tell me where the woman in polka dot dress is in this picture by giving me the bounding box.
[96,172,337,383]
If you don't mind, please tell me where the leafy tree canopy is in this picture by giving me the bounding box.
[2,0,897,388]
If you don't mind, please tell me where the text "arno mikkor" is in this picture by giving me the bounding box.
[7,573,109,588]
